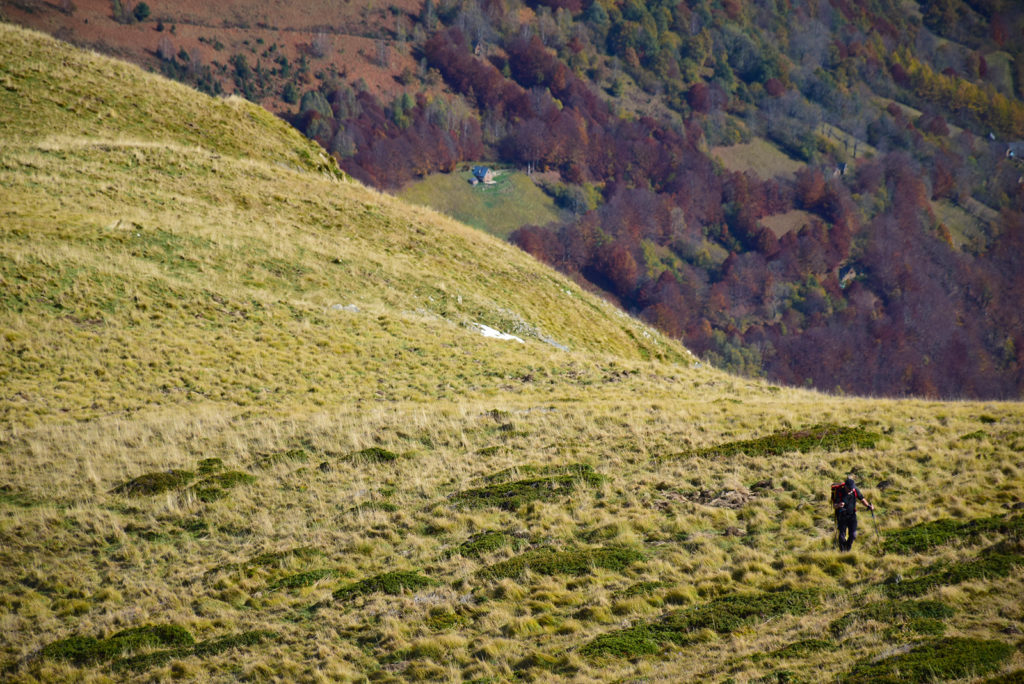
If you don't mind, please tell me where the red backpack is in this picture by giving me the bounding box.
[830,482,847,507]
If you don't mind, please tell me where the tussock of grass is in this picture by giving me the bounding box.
[615,581,669,598]
[270,569,340,590]
[830,599,955,637]
[844,637,1013,683]
[350,500,399,513]
[882,514,1024,553]
[478,462,598,484]
[206,547,325,577]
[883,544,1024,597]
[673,424,879,459]
[110,470,194,496]
[477,547,644,580]
[425,610,467,631]
[582,588,821,658]
[332,571,438,600]
[252,449,308,469]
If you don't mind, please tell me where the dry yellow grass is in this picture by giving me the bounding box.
[2,23,1024,683]
[711,138,806,180]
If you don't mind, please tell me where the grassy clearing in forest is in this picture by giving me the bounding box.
[2,24,1023,683]
[398,166,562,239]
[711,137,806,179]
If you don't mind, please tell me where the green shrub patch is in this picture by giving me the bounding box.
[883,544,1024,597]
[196,458,223,475]
[189,471,256,502]
[477,547,644,580]
[332,571,438,600]
[582,588,820,659]
[109,648,189,672]
[453,466,604,511]
[671,424,879,459]
[426,610,467,631]
[41,624,195,666]
[455,531,521,558]
[862,599,955,622]
[191,630,279,656]
[882,514,1024,554]
[109,630,278,672]
[349,447,402,463]
[110,470,194,496]
[844,637,1013,683]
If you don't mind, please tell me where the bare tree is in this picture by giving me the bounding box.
[157,35,174,61]
[188,47,203,77]
[375,39,390,68]
[311,31,331,59]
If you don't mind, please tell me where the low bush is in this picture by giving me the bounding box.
[844,637,1013,683]
[453,466,604,511]
[196,458,223,475]
[110,470,193,496]
[333,571,437,600]
[882,514,1023,554]
[477,547,644,580]
[349,447,402,463]
[41,624,195,666]
[109,630,278,672]
[671,424,879,460]
[190,471,256,502]
[456,531,519,557]
[582,588,820,658]
[884,545,1024,597]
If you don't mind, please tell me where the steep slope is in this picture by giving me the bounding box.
[0,22,699,427]
[2,25,1024,683]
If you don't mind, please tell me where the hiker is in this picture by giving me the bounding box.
[832,475,874,552]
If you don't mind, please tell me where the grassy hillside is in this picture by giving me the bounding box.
[398,167,562,240]
[2,24,1024,683]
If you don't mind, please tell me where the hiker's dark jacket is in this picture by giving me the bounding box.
[835,486,866,517]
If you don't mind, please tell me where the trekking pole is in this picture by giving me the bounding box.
[870,507,881,551]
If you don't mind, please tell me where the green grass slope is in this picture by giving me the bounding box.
[2,24,1024,683]
[398,166,562,240]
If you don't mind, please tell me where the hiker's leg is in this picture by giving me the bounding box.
[837,517,850,551]
[848,515,858,549]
